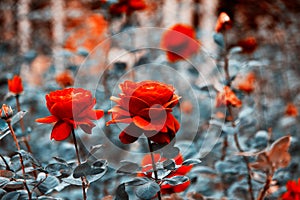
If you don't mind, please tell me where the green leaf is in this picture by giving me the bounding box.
[135,181,160,200]
[115,183,128,200]
[182,158,201,166]
[163,176,189,186]
[117,161,140,174]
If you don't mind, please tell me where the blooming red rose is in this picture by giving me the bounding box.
[138,153,193,194]
[107,80,180,144]
[36,88,104,141]
[110,0,146,16]
[282,178,300,200]
[216,86,242,107]
[285,103,298,117]
[8,75,23,95]
[237,37,257,54]
[237,72,256,94]
[215,12,232,33]
[161,24,199,63]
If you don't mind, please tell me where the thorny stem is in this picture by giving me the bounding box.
[16,95,37,179]
[147,138,162,200]
[71,128,87,200]
[228,106,254,200]
[7,120,31,200]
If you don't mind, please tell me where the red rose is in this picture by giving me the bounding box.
[110,0,146,16]
[36,88,104,141]
[8,75,23,95]
[138,153,193,194]
[215,12,232,33]
[237,72,256,94]
[282,178,300,200]
[55,70,74,88]
[237,37,257,54]
[107,80,180,144]
[285,103,298,117]
[161,24,199,63]
[216,86,242,108]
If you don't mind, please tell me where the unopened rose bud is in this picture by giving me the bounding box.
[1,104,13,120]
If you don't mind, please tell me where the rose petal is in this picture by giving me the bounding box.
[148,132,172,144]
[133,116,164,131]
[119,125,141,144]
[51,121,72,141]
[36,115,58,123]
[80,123,95,134]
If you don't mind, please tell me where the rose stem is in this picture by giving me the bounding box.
[16,95,37,178]
[71,128,87,200]
[221,32,254,200]
[221,31,230,161]
[257,165,273,200]
[147,138,162,200]
[227,106,254,200]
[7,120,31,200]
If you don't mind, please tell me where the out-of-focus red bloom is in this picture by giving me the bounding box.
[107,80,180,144]
[282,178,300,200]
[237,72,256,94]
[55,71,74,88]
[64,14,108,52]
[285,103,298,117]
[237,37,257,54]
[139,153,192,194]
[216,86,242,107]
[215,12,232,33]
[110,0,146,16]
[8,75,23,95]
[0,104,13,120]
[161,24,199,63]
[36,88,104,141]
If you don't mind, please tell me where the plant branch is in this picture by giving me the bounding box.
[227,106,254,200]
[16,95,37,179]
[257,171,273,200]
[71,128,87,200]
[147,138,162,200]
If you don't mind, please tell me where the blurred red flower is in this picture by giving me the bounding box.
[238,37,258,54]
[64,14,108,52]
[215,12,232,33]
[237,72,256,94]
[107,80,180,144]
[161,24,199,63]
[8,75,23,95]
[110,0,146,16]
[55,71,74,88]
[282,178,300,200]
[216,86,242,107]
[285,103,298,117]
[139,153,193,194]
[36,88,104,141]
